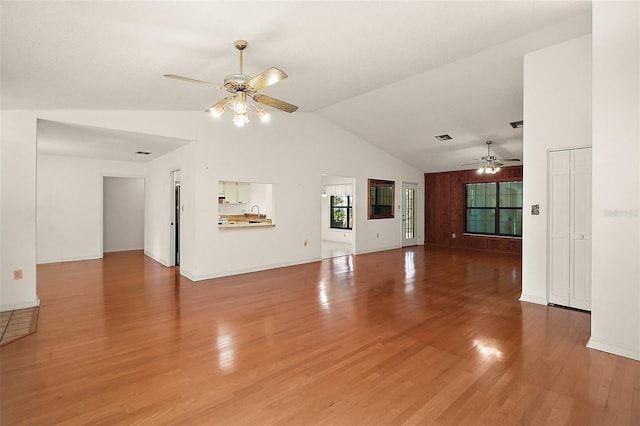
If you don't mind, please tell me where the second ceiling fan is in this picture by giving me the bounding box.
[463,141,521,174]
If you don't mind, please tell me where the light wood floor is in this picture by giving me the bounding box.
[1,247,639,425]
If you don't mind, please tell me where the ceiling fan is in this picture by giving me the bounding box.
[164,40,298,126]
[463,141,521,174]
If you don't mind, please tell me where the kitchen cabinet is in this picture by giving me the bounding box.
[237,182,250,204]
[219,181,251,204]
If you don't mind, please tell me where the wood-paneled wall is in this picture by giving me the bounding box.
[425,166,523,254]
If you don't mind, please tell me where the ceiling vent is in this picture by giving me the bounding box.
[135,151,152,155]
[435,134,452,141]
[510,120,524,129]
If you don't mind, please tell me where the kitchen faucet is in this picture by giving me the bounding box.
[251,205,260,215]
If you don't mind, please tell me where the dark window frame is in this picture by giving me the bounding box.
[465,181,522,237]
[330,195,353,230]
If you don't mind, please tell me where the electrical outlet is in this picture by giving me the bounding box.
[13,269,23,280]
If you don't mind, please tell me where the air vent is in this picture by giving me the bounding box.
[135,151,152,155]
[435,134,452,141]
[510,120,524,129]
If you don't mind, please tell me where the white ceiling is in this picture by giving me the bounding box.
[1,1,592,171]
[37,119,193,163]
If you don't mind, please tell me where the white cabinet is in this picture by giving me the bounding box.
[237,182,250,204]
[548,148,592,311]
[220,181,250,204]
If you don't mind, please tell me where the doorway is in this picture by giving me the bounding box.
[320,175,355,259]
[170,170,181,267]
[402,182,418,246]
[103,176,145,254]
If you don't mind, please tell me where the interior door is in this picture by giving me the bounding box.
[403,183,418,246]
[569,148,591,310]
[548,151,571,305]
[548,148,591,310]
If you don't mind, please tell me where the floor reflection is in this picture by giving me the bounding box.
[216,323,235,373]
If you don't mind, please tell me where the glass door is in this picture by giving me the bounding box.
[403,183,418,246]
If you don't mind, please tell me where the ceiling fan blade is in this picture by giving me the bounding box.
[253,94,298,113]
[247,67,288,91]
[498,158,521,162]
[164,74,225,90]
[461,161,484,166]
[206,96,234,112]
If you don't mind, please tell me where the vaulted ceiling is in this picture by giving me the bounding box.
[1,1,591,171]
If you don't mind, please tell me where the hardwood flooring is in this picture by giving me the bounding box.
[1,247,638,425]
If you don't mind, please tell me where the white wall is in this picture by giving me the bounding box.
[103,176,145,253]
[144,141,193,268]
[589,1,640,361]
[187,112,422,280]
[521,35,592,305]
[37,154,146,263]
[1,108,424,310]
[1,112,38,310]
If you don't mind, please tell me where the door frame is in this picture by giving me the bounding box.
[170,170,180,267]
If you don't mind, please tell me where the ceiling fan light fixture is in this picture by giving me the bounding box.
[233,101,247,114]
[256,108,271,123]
[232,112,249,127]
[208,104,225,119]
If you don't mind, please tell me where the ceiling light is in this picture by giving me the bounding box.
[232,112,249,127]
[510,120,524,129]
[256,108,271,123]
[208,104,225,119]
[435,134,452,141]
[477,164,500,175]
[233,101,247,114]
[207,92,273,127]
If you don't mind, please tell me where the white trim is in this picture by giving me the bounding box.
[587,337,640,361]
[144,250,170,267]
[37,254,102,264]
[519,293,548,305]
[1,298,40,312]
[183,257,322,282]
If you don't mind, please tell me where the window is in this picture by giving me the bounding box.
[330,195,353,229]
[368,179,394,219]
[465,181,522,237]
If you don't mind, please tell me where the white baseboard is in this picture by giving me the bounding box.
[144,250,169,267]
[1,298,40,312]
[519,293,548,305]
[185,257,322,282]
[587,337,640,361]
[37,254,102,264]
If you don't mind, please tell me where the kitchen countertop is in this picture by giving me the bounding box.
[218,221,275,229]
[218,214,274,229]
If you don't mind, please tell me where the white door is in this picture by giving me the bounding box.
[569,149,592,310]
[403,183,418,246]
[548,151,571,305]
[548,148,591,310]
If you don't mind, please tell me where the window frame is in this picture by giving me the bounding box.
[330,195,353,230]
[465,180,522,237]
